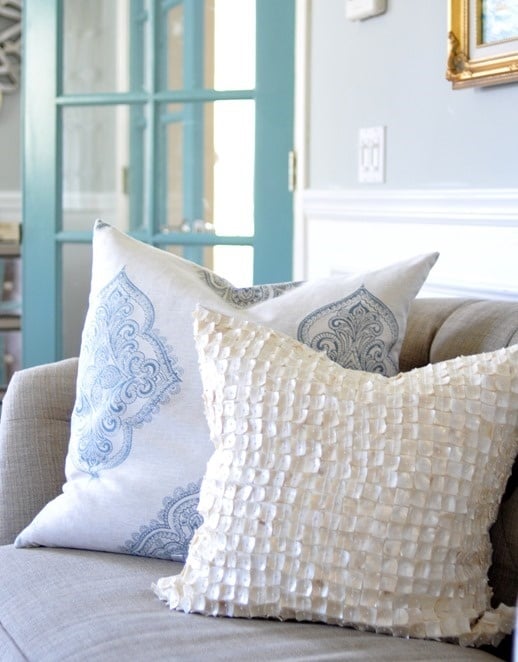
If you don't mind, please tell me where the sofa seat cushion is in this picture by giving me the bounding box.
[0,545,499,661]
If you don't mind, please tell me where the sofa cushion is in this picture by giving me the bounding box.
[154,308,517,647]
[429,300,518,366]
[15,221,438,562]
[0,358,78,546]
[0,545,501,661]
[401,297,518,614]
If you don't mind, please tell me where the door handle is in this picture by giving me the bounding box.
[181,220,215,234]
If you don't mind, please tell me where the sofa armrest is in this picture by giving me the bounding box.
[0,358,78,545]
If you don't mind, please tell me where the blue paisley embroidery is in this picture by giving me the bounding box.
[297,286,399,375]
[72,269,182,476]
[197,268,301,308]
[121,481,203,561]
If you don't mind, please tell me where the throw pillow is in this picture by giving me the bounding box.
[15,221,438,561]
[154,307,517,647]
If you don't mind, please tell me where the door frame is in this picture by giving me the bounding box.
[22,0,295,367]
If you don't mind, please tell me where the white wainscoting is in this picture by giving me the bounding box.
[4,188,518,300]
[294,188,518,300]
[0,191,21,224]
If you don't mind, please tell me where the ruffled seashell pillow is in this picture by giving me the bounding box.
[154,307,518,647]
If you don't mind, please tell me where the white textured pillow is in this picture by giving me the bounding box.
[154,307,518,647]
[15,221,438,561]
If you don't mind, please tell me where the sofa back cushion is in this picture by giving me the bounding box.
[402,298,518,610]
[0,358,78,546]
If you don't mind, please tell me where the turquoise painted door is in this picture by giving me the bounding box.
[22,0,294,367]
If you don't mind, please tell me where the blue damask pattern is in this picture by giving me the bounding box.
[297,286,399,375]
[72,269,182,476]
[122,481,203,561]
[198,268,301,308]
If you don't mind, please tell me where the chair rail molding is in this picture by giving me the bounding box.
[300,187,518,225]
[295,187,518,300]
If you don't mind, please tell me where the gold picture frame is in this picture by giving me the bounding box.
[447,0,518,89]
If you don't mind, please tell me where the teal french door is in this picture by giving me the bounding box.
[22,0,294,367]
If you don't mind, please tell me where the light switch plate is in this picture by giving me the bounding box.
[358,126,385,184]
[346,0,387,21]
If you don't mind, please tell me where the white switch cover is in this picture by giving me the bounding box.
[346,0,387,21]
[358,126,385,184]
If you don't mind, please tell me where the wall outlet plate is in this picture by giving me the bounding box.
[358,126,385,184]
[345,0,387,21]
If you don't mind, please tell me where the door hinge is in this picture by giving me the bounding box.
[288,150,297,192]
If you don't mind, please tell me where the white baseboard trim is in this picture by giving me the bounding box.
[295,187,518,300]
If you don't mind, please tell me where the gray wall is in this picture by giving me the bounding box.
[0,92,21,191]
[309,1,518,189]
[3,4,518,201]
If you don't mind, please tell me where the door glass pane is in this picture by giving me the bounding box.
[213,100,254,236]
[166,2,184,90]
[63,0,132,94]
[162,245,253,286]
[165,0,255,91]
[0,254,21,392]
[212,0,255,90]
[161,104,183,231]
[162,100,254,235]
[62,244,92,359]
[62,105,146,232]
[212,245,253,286]
[0,330,21,395]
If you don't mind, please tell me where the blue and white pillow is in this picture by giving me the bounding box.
[15,221,438,560]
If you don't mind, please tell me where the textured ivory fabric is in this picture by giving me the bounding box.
[154,308,518,647]
[0,546,499,662]
[15,221,438,561]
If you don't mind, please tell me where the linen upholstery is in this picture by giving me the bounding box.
[400,299,518,371]
[0,357,78,545]
[429,301,518,365]
[0,546,499,661]
[399,298,473,372]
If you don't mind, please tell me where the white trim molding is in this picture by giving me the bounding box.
[301,188,518,226]
[0,190,21,221]
[294,187,518,301]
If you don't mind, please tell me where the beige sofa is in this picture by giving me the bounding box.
[0,298,516,661]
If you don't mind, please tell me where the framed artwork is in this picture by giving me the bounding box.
[447,0,518,89]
